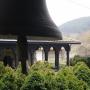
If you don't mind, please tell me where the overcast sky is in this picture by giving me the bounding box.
[46,0,90,26]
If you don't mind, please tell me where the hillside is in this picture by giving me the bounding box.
[59,17,90,35]
[77,30,90,57]
[59,17,90,57]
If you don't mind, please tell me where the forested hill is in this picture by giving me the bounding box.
[59,17,90,35]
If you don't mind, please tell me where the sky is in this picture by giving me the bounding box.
[46,0,90,26]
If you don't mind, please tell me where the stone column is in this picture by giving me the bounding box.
[30,50,35,65]
[65,45,71,66]
[11,48,16,68]
[14,48,18,68]
[43,46,50,61]
[54,46,61,70]
[66,51,70,66]
[17,35,28,74]
[44,50,49,61]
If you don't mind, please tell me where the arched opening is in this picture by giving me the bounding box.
[48,47,55,65]
[60,47,66,65]
[36,47,44,61]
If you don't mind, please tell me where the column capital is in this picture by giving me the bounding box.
[64,44,71,52]
[43,46,50,61]
[43,46,50,52]
[53,46,61,52]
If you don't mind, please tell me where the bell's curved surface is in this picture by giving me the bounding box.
[0,0,62,40]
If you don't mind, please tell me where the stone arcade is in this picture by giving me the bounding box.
[0,39,81,70]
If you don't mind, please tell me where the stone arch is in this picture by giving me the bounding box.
[28,45,39,65]
[60,46,66,65]
[48,46,55,64]
[35,46,44,61]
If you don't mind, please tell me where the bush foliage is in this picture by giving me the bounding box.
[56,66,87,90]
[70,55,90,68]
[0,60,90,90]
[73,62,90,86]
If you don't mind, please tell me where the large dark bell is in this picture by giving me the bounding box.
[0,0,62,40]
